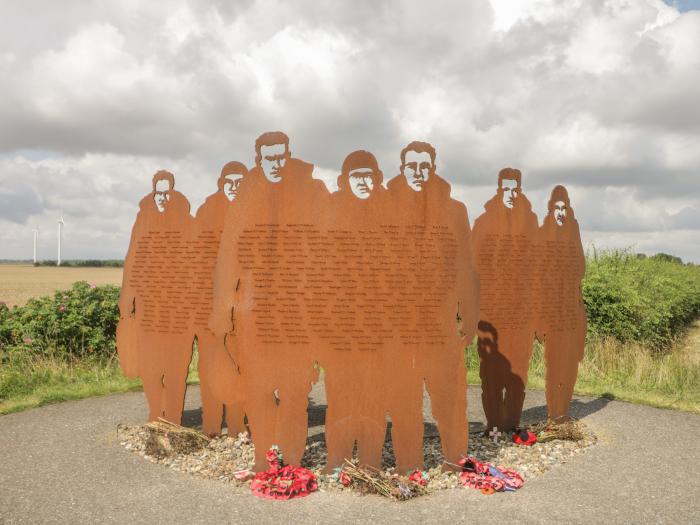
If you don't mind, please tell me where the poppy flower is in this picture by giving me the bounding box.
[338,470,352,487]
[512,429,537,446]
[266,446,282,468]
[408,469,428,487]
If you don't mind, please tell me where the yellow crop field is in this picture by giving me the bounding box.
[0,264,123,307]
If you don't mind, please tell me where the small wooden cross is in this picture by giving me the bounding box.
[489,426,502,443]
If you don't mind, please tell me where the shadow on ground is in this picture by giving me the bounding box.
[521,395,612,423]
[182,388,612,442]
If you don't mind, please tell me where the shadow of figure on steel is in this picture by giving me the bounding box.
[475,320,524,431]
[472,168,538,432]
[117,171,194,424]
[191,161,249,436]
[535,185,587,423]
[210,131,329,471]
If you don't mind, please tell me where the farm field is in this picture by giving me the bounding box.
[0,264,123,307]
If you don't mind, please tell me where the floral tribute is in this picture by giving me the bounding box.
[512,429,537,446]
[250,446,318,500]
[458,456,524,494]
[408,469,429,487]
[332,460,429,500]
[333,466,352,487]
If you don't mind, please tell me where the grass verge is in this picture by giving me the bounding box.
[0,355,140,415]
[2,338,698,417]
[0,351,200,416]
[467,336,700,414]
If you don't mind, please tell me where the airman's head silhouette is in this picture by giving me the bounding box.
[339,150,383,200]
[547,185,574,226]
[400,141,436,192]
[218,161,248,202]
[255,131,291,183]
[497,168,522,209]
[152,171,175,213]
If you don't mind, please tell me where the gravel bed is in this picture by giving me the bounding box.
[117,420,597,495]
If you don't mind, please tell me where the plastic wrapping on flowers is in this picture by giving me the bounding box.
[458,456,524,494]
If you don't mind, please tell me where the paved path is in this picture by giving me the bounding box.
[1,385,699,524]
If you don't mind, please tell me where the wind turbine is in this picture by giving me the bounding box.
[57,213,65,266]
[32,226,40,264]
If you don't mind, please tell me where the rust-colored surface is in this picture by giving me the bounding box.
[321,150,391,471]
[118,138,586,468]
[472,168,539,431]
[117,171,194,424]
[380,142,478,472]
[211,132,329,471]
[211,137,477,472]
[536,185,586,422]
[191,161,248,436]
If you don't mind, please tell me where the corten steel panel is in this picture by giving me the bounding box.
[211,132,330,472]
[191,161,249,437]
[117,171,194,425]
[321,150,392,472]
[472,168,539,432]
[379,142,479,473]
[210,136,478,473]
[535,185,586,422]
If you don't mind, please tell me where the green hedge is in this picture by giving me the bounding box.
[583,249,700,350]
[0,281,120,361]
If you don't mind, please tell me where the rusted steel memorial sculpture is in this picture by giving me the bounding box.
[118,171,194,424]
[380,142,478,472]
[211,131,330,470]
[117,131,587,472]
[191,161,248,436]
[535,185,586,422]
[472,168,539,432]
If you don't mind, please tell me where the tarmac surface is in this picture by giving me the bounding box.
[1,383,699,524]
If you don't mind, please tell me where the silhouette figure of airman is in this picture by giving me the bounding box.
[211,131,329,471]
[472,168,538,431]
[191,161,248,436]
[384,141,478,471]
[118,171,194,424]
[536,185,586,422]
[322,150,389,471]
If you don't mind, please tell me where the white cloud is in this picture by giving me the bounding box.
[489,0,562,32]
[0,0,699,262]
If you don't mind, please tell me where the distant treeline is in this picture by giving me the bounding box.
[32,260,124,268]
[637,252,695,266]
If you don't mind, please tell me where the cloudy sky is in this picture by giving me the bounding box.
[1,0,698,262]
